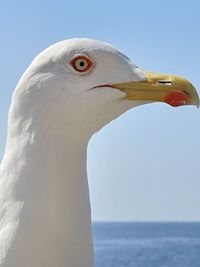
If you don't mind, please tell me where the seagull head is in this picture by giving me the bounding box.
[12,38,199,137]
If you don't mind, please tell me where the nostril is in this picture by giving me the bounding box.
[157,80,172,86]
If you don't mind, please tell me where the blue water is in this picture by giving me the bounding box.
[93,222,200,267]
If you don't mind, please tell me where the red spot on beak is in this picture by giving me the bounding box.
[164,91,190,107]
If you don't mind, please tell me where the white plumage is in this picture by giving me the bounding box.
[0,38,198,267]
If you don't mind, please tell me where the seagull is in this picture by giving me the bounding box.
[0,38,199,267]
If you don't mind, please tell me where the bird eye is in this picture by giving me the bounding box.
[70,55,93,73]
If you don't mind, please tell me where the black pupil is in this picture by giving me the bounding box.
[79,61,85,67]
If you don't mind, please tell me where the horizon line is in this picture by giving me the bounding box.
[92,220,200,223]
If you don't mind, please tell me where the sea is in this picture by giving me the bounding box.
[93,222,200,267]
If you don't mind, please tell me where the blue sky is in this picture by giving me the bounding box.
[0,0,200,221]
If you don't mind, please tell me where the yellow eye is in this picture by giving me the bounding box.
[70,55,93,73]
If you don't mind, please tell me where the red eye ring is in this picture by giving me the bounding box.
[70,55,93,73]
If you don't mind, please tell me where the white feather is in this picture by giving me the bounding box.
[0,38,146,267]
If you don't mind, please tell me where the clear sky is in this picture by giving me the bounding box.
[0,0,200,221]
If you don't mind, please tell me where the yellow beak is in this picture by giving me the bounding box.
[112,72,199,107]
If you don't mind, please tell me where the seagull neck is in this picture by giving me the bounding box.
[1,121,94,267]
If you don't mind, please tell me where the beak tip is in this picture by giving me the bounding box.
[194,95,200,109]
